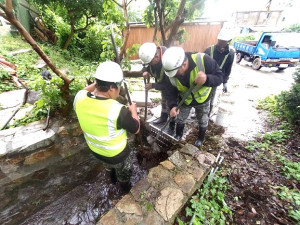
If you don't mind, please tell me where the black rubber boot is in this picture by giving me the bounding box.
[110,168,117,184]
[120,181,132,194]
[166,119,175,135]
[194,127,207,147]
[174,123,185,141]
[153,112,168,124]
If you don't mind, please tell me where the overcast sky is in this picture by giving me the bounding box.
[132,0,300,25]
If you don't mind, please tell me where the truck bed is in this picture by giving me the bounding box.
[233,41,256,55]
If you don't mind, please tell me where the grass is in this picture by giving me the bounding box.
[0,34,97,127]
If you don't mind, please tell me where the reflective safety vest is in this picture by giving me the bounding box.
[210,45,229,69]
[74,90,127,157]
[169,53,211,105]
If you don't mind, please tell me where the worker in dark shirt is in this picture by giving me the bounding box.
[162,47,223,147]
[139,42,170,125]
[205,29,235,115]
[73,61,140,193]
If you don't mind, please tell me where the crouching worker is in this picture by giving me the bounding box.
[162,47,223,147]
[73,61,140,193]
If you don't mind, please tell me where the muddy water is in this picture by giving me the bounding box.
[0,146,148,225]
[214,63,296,141]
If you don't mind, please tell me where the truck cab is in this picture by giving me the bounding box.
[234,32,300,70]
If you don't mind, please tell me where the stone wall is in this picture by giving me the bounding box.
[0,116,85,188]
[98,144,216,225]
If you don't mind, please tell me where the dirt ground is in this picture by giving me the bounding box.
[140,63,300,224]
[174,120,299,225]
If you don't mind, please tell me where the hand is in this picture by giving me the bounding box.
[194,71,207,85]
[142,72,150,80]
[145,83,152,90]
[170,107,179,117]
[223,83,228,93]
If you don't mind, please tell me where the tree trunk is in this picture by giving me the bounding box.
[165,0,186,46]
[119,0,130,59]
[0,1,73,112]
[63,22,75,50]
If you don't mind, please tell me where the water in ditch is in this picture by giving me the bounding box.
[0,142,167,225]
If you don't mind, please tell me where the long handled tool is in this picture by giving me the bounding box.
[152,83,200,142]
[144,76,150,121]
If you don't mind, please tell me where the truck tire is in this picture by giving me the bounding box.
[278,67,286,71]
[236,53,242,63]
[252,58,262,70]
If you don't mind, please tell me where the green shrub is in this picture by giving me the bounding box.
[275,68,300,125]
[230,34,256,45]
[285,23,300,33]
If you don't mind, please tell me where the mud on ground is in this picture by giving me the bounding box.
[174,121,299,225]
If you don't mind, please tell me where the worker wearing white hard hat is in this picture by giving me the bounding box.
[139,42,171,125]
[162,47,223,147]
[205,28,235,117]
[73,61,140,193]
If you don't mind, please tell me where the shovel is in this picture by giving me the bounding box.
[144,76,150,121]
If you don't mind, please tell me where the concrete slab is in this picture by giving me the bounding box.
[131,91,161,107]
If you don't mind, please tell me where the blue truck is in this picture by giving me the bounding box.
[233,32,300,70]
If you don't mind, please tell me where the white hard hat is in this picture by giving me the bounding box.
[217,29,232,41]
[162,47,185,77]
[139,42,157,66]
[94,61,123,82]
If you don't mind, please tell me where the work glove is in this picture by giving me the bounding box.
[223,83,228,93]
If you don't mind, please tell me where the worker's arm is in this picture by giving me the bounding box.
[117,104,140,134]
[84,82,96,92]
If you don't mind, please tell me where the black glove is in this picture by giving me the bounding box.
[223,83,228,93]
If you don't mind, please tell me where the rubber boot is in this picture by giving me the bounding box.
[174,123,185,141]
[153,112,168,124]
[166,120,175,135]
[194,127,207,147]
[120,181,132,194]
[110,168,117,184]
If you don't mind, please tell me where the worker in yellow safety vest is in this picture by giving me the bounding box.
[205,29,235,116]
[73,61,140,193]
[162,47,223,147]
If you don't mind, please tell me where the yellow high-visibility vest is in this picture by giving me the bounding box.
[74,90,127,157]
[169,53,211,105]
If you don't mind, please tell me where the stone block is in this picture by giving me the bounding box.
[130,178,150,202]
[174,172,196,194]
[115,194,143,216]
[168,151,186,169]
[97,208,121,225]
[12,128,56,154]
[196,152,216,169]
[155,187,184,221]
[186,161,205,182]
[58,126,69,137]
[147,165,173,189]
[24,146,60,165]
[179,143,199,157]
[160,160,175,170]
[143,210,165,225]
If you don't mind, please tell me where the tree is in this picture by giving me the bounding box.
[143,0,205,47]
[110,0,134,60]
[0,0,73,112]
[29,0,118,49]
